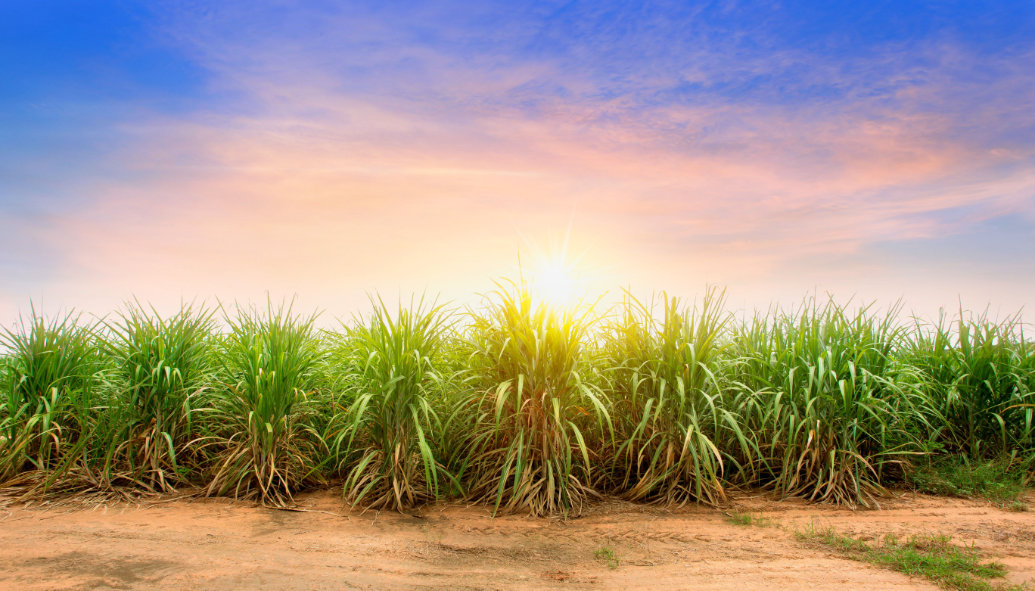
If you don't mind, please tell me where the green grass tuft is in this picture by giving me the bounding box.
[594,545,619,569]
[724,510,773,527]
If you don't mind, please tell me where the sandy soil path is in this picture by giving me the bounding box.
[1,490,1032,590]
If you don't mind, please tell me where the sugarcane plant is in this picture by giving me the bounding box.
[732,299,923,507]
[906,311,1034,461]
[461,280,610,517]
[603,287,754,505]
[0,308,100,491]
[331,296,454,511]
[98,301,215,492]
[204,301,325,506]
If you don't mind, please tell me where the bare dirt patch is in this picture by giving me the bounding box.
[1,490,1032,590]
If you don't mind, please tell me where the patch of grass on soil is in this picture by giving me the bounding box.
[797,525,1028,591]
[910,456,1030,511]
[724,511,774,527]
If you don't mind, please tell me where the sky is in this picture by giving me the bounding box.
[2,0,1034,324]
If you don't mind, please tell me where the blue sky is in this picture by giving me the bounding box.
[2,1,1034,320]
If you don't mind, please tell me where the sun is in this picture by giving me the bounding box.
[528,257,579,309]
[517,227,596,311]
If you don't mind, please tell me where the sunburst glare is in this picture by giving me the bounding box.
[529,257,579,310]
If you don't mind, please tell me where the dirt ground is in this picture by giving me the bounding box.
[1,489,1032,591]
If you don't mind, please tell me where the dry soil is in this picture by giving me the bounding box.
[1,490,1032,590]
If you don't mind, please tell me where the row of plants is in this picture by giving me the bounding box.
[1,284,1032,516]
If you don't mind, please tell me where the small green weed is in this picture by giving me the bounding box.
[594,545,619,570]
[724,511,773,527]
[797,524,1027,591]
[1004,501,1028,513]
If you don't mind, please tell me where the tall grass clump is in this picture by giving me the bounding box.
[204,302,324,506]
[331,296,454,511]
[602,288,753,505]
[98,302,215,492]
[0,309,100,488]
[732,300,923,507]
[461,281,609,516]
[906,311,1034,460]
